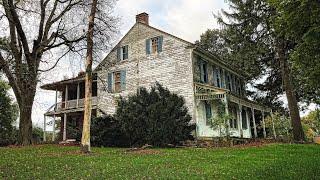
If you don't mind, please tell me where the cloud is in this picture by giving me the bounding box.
[164,0,227,42]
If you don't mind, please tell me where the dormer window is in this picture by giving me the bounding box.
[117,45,128,61]
[146,36,163,54]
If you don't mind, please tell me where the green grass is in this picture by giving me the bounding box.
[0,144,319,179]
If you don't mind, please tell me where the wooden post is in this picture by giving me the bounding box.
[52,89,58,142]
[77,82,80,108]
[224,95,229,137]
[251,107,257,138]
[238,104,243,138]
[246,107,251,138]
[63,113,67,141]
[271,110,277,139]
[65,85,68,108]
[43,115,46,142]
[262,111,266,138]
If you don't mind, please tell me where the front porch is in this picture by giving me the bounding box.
[194,82,276,139]
[41,74,98,142]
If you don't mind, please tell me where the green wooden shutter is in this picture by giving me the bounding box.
[146,39,151,54]
[157,36,163,53]
[117,47,121,61]
[120,70,126,91]
[107,73,113,92]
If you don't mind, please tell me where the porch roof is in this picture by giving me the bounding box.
[40,75,84,91]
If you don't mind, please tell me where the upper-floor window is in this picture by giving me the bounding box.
[220,69,225,88]
[214,67,221,88]
[146,36,163,54]
[199,60,208,83]
[226,72,232,91]
[117,45,128,61]
[107,70,126,93]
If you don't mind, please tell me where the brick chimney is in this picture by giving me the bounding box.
[136,12,149,25]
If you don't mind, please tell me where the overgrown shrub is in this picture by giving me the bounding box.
[91,115,129,147]
[0,79,18,146]
[115,83,195,147]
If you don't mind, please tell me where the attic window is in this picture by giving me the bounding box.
[146,36,163,54]
[117,45,128,61]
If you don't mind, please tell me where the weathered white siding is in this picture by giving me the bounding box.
[96,23,196,122]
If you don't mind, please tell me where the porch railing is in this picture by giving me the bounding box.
[55,96,98,111]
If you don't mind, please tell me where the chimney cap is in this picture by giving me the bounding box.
[136,12,149,25]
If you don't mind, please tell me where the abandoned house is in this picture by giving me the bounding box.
[41,13,274,142]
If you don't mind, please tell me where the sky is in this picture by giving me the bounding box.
[31,0,229,129]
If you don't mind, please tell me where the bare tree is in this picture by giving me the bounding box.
[81,0,97,153]
[0,0,118,145]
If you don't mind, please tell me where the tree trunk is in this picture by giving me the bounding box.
[277,40,305,142]
[17,93,35,145]
[81,0,98,153]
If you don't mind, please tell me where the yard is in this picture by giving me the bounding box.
[0,144,319,179]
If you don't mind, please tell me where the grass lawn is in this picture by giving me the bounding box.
[0,143,319,179]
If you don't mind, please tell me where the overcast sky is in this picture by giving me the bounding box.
[32,0,228,129]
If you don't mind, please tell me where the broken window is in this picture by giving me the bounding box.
[205,101,212,126]
[117,45,128,61]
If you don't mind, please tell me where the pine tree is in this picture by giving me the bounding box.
[214,0,304,141]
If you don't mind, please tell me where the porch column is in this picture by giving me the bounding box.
[76,82,80,107]
[65,85,68,108]
[52,89,58,141]
[63,113,67,141]
[238,104,243,138]
[223,95,229,136]
[271,110,277,139]
[262,111,266,138]
[245,107,251,137]
[251,107,258,138]
[43,115,46,142]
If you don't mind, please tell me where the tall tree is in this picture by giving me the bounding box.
[0,0,117,145]
[214,0,304,141]
[270,0,320,105]
[81,0,97,153]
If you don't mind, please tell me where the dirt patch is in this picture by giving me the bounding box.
[124,149,162,155]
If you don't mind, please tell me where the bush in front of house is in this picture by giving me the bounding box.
[91,115,129,147]
[90,83,195,147]
[115,83,195,147]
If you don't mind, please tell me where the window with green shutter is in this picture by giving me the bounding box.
[117,45,128,61]
[146,36,163,54]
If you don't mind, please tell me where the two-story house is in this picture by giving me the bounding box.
[42,13,273,142]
